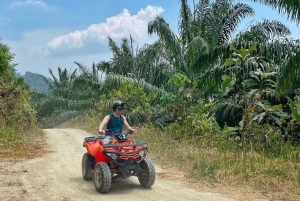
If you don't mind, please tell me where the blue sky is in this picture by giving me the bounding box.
[0,0,299,78]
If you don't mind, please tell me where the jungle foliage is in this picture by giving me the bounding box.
[0,38,39,146]
[2,0,300,158]
[29,0,300,149]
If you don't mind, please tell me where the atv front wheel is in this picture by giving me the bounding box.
[93,162,111,193]
[82,153,93,181]
[137,158,155,188]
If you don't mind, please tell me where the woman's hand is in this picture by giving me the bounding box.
[99,130,106,135]
[129,128,137,133]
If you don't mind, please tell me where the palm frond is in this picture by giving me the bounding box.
[219,3,255,43]
[105,73,166,95]
[108,36,121,56]
[179,0,193,46]
[148,15,182,65]
[235,19,291,42]
[250,0,300,25]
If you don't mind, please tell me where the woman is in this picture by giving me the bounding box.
[98,100,136,144]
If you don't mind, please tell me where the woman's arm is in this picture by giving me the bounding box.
[99,115,110,134]
[123,116,137,133]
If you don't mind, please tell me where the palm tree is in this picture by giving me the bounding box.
[36,66,98,128]
[97,36,172,88]
[147,0,300,131]
[234,0,300,96]
[230,19,300,96]
[148,0,255,98]
[47,67,77,97]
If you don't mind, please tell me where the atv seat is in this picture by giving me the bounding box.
[99,135,114,145]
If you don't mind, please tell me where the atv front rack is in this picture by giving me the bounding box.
[84,136,146,149]
[84,136,104,142]
[103,140,146,149]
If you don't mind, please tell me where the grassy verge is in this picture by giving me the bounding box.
[0,126,49,160]
[130,126,300,201]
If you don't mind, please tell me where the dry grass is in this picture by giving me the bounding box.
[0,132,52,160]
[56,116,100,134]
[131,126,300,201]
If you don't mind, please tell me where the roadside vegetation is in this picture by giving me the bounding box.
[2,0,300,200]
[0,38,43,158]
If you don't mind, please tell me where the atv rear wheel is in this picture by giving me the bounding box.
[137,158,155,188]
[82,153,93,181]
[93,162,111,193]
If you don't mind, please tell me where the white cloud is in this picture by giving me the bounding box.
[4,5,164,77]
[46,5,163,57]
[10,0,55,11]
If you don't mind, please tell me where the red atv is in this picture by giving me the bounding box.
[82,129,155,193]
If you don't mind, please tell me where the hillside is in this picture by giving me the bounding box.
[23,71,53,92]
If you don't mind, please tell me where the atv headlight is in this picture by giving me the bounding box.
[107,153,119,160]
[139,150,145,157]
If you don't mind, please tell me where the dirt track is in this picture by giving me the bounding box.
[0,128,237,201]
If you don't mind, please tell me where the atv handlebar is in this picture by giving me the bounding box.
[103,129,134,141]
[85,129,133,145]
[99,129,134,135]
[110,129,134,135]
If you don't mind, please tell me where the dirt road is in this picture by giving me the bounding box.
[0,128,237,201]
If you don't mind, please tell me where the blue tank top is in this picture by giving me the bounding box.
[106,113,124,135]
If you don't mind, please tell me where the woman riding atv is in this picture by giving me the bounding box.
[82,100,155,193]
[98,100,137,144]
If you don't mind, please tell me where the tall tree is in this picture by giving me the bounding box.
[97,36,171,88]
[148,0,256,98]
[0,38,16,79]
